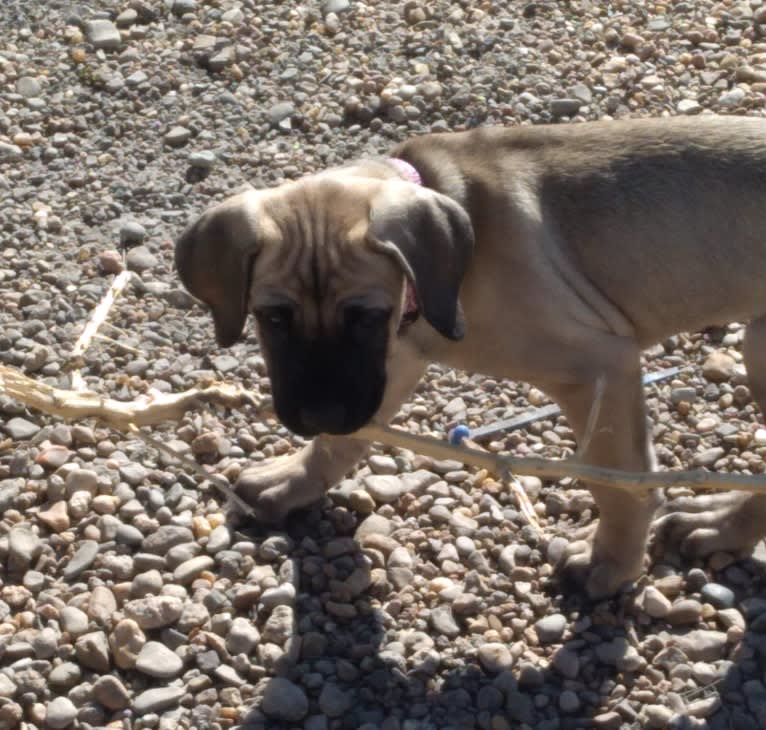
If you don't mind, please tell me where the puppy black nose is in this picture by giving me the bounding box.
[299,404,347,435]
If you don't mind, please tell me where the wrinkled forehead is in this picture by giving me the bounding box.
[245,176,402,308]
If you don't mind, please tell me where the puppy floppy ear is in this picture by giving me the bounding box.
[369,185,474,340]
[175,200,259,347]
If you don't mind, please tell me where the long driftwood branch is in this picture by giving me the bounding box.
[2,363,766,499]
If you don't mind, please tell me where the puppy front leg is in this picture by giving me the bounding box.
[236,352,428,523]
[546,341,661,599]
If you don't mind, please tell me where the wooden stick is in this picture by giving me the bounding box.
[67,269,133,390]
[355,422,766,496]
[2,362,765,499]
[0,364,262,429]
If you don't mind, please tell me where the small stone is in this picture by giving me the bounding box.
[215,664,246,686]
[318,683,351,717]
[9,527,41,569]
[49,662,81,688]
[60,606,89,636]
[640,586,672,618]
[226,617,260,654]
[110,618,146,669]
[165,126,192,147]
[645,704,673,728]
[260,583,296,609]
[120,221,147,246]
[552,648,580,679]
[718,87,746,108]
[75,630,111,672]
[36,445,71,469]
[38,501,70,533]
[677,99,702,115]
[174,555,215,584]
[16,76,42,98]
[124,595,184,629]
[4,417,41,440]
[142,525,194,553]
[93,675,131,710]
[478,643,514,673]
[701,583,735,609]
[534,613,567,643]
[430,605,460,638]
[262,605,294,644]
[63,540,99,579]
[213,354,239,373]
[261,677,309,722]
[559,689,581,714]
[85,19,122,50]
[126,246,158,273]
[188,150,216,169]
[355,514,393,542]
[550,98,581,117]
[135,641,184,678]
[45,697,77,729]
[702,352,736,382]
[267,102,295,126]
[674,630,728,662]
[206,524,231,554]
[363,474,405,503]
[133,687,185,716]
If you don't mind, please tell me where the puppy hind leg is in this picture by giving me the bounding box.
[654,315,766,558]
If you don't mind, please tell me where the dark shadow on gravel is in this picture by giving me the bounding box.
[230,503,648,730]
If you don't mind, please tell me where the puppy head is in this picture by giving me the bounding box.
[175,166,474,436]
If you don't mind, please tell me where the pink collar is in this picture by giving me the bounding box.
[387,158,422,331]
[388,157,422,186]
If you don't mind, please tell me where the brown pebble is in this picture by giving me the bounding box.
[37,501,70,533]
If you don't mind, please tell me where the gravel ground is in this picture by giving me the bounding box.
[2,1,766,729]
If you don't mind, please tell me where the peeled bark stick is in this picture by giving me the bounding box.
[67,269,133,390]
[0,364,262,428]
[2,361,766,498]
[355,422,766,496]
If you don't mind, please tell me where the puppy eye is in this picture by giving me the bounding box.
[344,306,391,329]
[256,306,293,328]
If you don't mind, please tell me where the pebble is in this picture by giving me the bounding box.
[701,583,735,609]
[550,98,582,117]
[702,352,736,382]
[124,595,184,629]
[63,540,99,579]
[189,150,216,169]
[92,674,131,710]
[135,641,184,678]
[37,501,70,532]
[534,613,567,643]
[4,417,41,440]
[363,474,406,503]
[133,687,185,716]
[477,643,514,673]
[45,697,77,729]
[110,618,146,669]
[60,606,89,636]
[75,630,111,672]
[85,19,122,50]
[120,221,148,246]
[174,555,215,584]
[430,605,460,638]
[8,527,41,568]
[318,683,352,717]
[165,126,193,147]
[126,245,158,273]
[261,677,309,722]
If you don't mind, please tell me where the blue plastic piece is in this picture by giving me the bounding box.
[449,424,471,445]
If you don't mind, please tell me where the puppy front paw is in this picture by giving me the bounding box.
[235,451,327,524]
